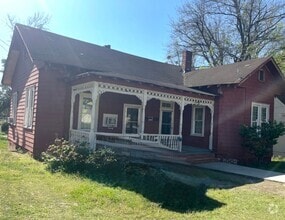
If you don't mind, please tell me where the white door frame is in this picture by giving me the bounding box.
[159,101,174,134]
[123,104,142,134]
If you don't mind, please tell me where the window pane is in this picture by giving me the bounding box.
[195,121,202,134]
[261,107,267,122]
[252,106,258,121]
[80,97,92,130]
[195,108,203,120]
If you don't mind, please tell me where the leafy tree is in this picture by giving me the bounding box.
[0,85,11,119]
[168,0,285,67]
[240,121,285,164]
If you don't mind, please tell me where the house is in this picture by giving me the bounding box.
[2,24,284,163]
[274,96,285,156]
[183,58,284,162]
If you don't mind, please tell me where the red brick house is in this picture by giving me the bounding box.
[2,24,284,163]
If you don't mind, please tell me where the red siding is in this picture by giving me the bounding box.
[182,105,211,149]
[215,66,283,162]
[8,47,39,154]
[33,68,71,156]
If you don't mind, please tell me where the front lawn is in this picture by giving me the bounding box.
[1,134,285,219]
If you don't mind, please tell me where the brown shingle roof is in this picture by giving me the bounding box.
[16,24,183,85]
[183,57,272,87]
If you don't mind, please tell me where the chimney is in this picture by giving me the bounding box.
[182,51,192,73]
[104,45,111,49]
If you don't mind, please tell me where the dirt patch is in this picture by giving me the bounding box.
[241,181,285,198]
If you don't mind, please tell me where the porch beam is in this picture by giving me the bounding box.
[178,98,185,136]
[69,90,77,131]
[89,82,99,149]
[209,105,214,151]
[140,90,148,135]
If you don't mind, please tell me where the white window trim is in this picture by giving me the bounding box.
[24,86,35,129]
[103,114,118,128]
[11,92,18,125]
[191,105,205,137]
[78,93,92,131]
[123,104,142,135]
[159,101,174,134]
[251,102,270,126]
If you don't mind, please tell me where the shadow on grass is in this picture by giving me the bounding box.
[250,158,285,173]
[88,161,226,213]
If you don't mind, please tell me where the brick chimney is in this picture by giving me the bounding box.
[182,51,192,73]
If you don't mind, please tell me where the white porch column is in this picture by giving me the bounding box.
[69,90,77,131]
[140,90,148,137]
[89,83,99,149]
[209,105,214,151]
[178,98,185,152]
[178,98,185,136]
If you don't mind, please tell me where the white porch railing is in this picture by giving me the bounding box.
[69,129,90,145]
[69,130,182,151]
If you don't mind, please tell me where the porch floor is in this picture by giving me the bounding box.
[96,140,217,165]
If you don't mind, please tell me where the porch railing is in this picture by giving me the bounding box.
[69,129,90,145]
[69,130,182,151]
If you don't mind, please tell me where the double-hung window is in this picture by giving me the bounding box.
[251,102,269,127]
[78,93,92,130]
[24,86,35,129]
[191,106,205,136]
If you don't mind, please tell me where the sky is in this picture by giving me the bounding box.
[0,0,187,80]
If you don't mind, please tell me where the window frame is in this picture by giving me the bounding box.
[191,105,205,137]
[103,114,118,128]
[123,104,141,135]
[78,93,93,131]
[251,102,270,127]
[11,92,18,125]
[24,86,35,129]
[159,101,174,135]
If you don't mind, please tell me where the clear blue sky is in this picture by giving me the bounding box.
[0,0,187,68]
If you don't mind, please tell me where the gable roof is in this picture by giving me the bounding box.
[7,24,183,86]
[183,57,282,87]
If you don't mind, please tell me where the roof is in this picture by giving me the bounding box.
[183,57,279,87]
[11,24,183,86]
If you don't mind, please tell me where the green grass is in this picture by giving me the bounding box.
[1,134,285,219]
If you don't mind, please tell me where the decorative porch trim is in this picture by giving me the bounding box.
[70,81,215,151]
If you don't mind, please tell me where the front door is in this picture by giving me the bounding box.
[161,111,172,134]
[124,105,141,134]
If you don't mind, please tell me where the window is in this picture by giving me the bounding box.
[24,86,35,128]
[11,92,17,124]
[251,102,269,126]
[103,114,118,128]
[78,94,92,130]
[191,106,205,136]
[124,105,141,134]
[258,69,265,82]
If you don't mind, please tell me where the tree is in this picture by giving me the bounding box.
[240,122,285,164]
[0,85,11,119]
[6,12,51,32]
[168,0,285,67]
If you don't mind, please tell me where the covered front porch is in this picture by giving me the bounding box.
[69,80,215,152]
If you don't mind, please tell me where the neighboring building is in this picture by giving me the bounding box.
[184,58,284,163]
[274,96,285,156]
[2,24,284,163]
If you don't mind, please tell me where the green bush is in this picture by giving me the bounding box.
[42,139,117,173]
[1,122,8,134]
[240,121,285,164]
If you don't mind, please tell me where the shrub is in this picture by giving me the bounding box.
[42,139,117,173]
[1,122,8,134]
[240,121,285,164]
